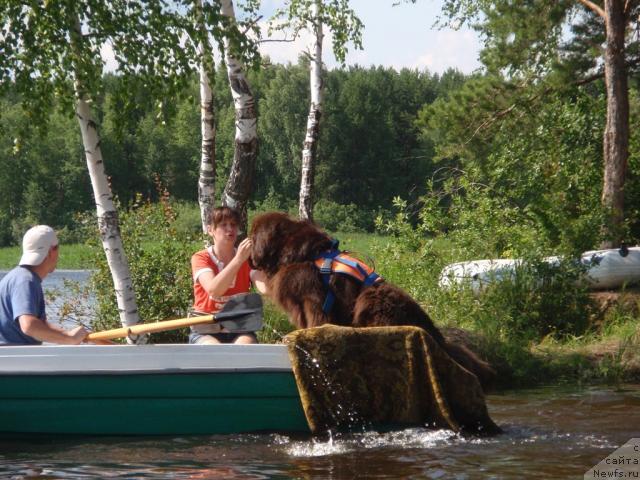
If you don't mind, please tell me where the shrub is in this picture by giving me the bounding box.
[370,197,606,386]
[88,192,197,343]
[171,201,204,237]
[0,212,13,247]
[313,200,369,233]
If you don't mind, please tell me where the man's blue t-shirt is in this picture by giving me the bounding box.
[0,266,45,345]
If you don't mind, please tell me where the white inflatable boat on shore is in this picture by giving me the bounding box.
[439,247,640,294]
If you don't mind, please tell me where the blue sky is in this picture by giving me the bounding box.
[258,0,483,74]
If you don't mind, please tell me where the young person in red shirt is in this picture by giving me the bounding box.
[190,207,266,344]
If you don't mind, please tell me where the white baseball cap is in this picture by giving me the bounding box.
[19,225,58,266]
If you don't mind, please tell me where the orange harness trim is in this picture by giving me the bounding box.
[314,250,383,313]
[314,253,381,284]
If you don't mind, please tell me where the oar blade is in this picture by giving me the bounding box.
[218,293,263,315]
[218,311,263,333]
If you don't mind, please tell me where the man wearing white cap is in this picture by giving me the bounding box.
[0,225,89,345]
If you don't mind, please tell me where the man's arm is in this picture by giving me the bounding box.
[18,315,88,345]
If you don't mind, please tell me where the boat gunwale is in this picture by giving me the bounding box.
[0,343,294,375]
[0,366,294,376]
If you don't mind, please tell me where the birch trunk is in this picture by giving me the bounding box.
[196,0,216,233]
[600,0,629,248]
[220,0,257,235]
[299,0,323,221]
[71,19,141,340]
[75,94,142,335]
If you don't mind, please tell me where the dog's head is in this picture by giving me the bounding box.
[249,211,334,275]
[249,212,294,275]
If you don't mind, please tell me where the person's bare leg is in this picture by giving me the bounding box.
[234,334,257,344]
[196,335,221,344]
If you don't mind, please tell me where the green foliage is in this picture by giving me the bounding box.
[432,0,640,245]
[88,192,197,343]
[0,63,460,245]
[422,85,617,253]
[0,99,93,246]
[373,200,602,386]
[171,201,206,238]
[313,200,370,232]
[270,0,364,65]
[258,301,295,344]
[438,1,640,82]
[375,197,429,252]
[627,89,640,240]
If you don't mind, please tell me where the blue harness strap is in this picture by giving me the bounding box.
[315,239,382,314]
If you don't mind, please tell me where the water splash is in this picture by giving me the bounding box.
[263,321,371,434]
[280,428,462,457]
[289,340,369,435]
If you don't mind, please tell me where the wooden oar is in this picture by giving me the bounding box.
[87,293,263,341]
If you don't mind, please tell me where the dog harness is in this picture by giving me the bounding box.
[314,239,383,314]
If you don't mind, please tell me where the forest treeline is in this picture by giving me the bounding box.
[1,58,639,252]
[0,60,466,245]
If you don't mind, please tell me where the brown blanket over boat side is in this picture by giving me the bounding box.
[285,324,500,435]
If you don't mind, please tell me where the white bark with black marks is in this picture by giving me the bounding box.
[72,18,142,341]
[75,95,142,334]
[220,0,257,235]
[196,0,216,233]
[299,0,323,221]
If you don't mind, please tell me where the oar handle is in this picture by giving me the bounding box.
[86,315,214,341]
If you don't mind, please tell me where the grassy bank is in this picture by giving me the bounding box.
[371,244,640,389]
[0,243,94,270]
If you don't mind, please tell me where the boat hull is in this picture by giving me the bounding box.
[439,247,640,294]
[0,345,309,435]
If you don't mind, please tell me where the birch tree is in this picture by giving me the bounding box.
[270,0,362,221]
[299,0,323,221]
[219,0,261,234]
[185,0,260,234]
[434,0,640,247]
[0,0,198,336]
[70,18,141,334]
[195,0,217,233]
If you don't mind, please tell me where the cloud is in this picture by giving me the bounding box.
[98,1,483,75]
[259,27,312,65]
[259,20,343,67]
[412,30,482,73]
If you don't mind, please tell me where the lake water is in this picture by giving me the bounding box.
[0,384,638,479]
[0,269,94,329]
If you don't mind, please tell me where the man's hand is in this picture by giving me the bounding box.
[66,326,89,345]
[19,315,89,345]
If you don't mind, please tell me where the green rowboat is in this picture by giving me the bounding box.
[0,344,309,435]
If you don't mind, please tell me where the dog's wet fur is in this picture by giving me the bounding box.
[250,211,496,391]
